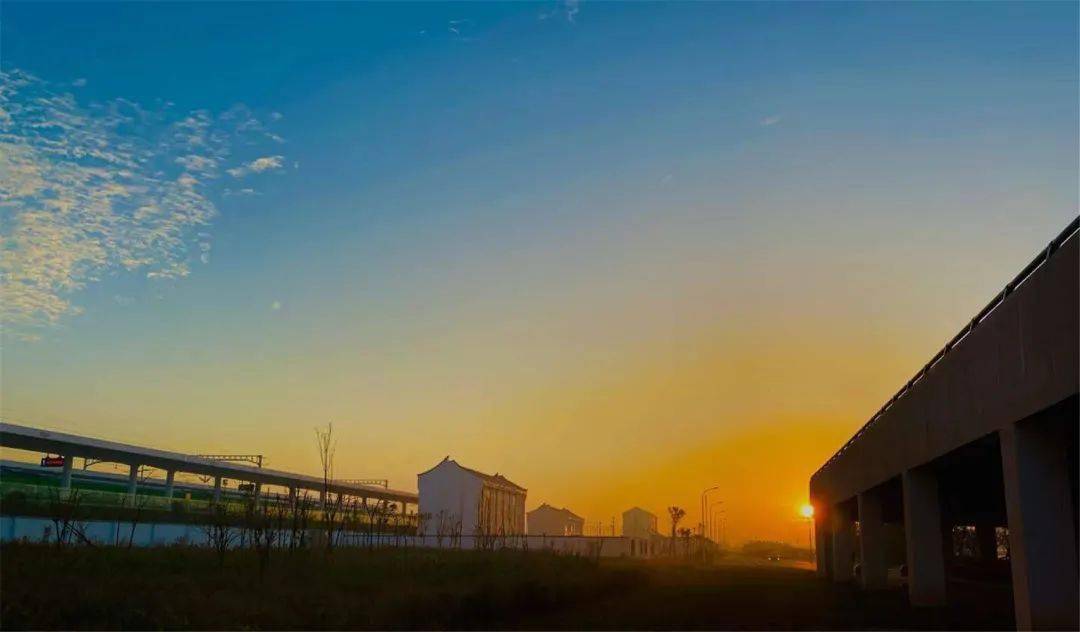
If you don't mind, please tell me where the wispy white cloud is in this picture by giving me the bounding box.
[0,69,287,338]
[224,187,259,197]
[71,78,87,88]
[540,0,580,23]
[227,155,284,178]
[446,18,480,42]
[760,115,783,127]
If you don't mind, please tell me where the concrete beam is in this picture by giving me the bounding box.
[830,505,855,582]
[858,488,888,590]
[1000,420,1079,631]
[902,465,947,606]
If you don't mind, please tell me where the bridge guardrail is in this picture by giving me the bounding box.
[817,215,1080,474]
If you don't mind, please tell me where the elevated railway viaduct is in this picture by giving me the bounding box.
[811,218,1078,630]
[0,422,418,511]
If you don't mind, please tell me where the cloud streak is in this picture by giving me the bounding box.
[540,0,580,23]
[227,155,284,178]
[0,69,285,338]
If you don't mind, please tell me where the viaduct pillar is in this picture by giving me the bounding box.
[902,465,947,606]
[858,488,888,590]
[126,463,139,499]
[60,454,73,491]
[830,505,855,582]
[814,507,831,578]
[1000,420,1079,630]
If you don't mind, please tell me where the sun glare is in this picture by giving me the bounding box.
[799,503,814,519]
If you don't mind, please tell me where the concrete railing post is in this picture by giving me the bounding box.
[213,476,222,504]
[1000,421,1079,631]
[830,505,855,582]
[902,465,947,606]
[858,489,888,590]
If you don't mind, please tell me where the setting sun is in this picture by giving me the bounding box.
[799,504,815,519]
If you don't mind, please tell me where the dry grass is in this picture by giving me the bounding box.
[0,543,1013,630]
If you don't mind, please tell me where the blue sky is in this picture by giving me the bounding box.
[1,2,1077,539]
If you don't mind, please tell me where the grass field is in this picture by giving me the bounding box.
[0,543,1013,630]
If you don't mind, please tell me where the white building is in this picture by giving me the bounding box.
[417,457,526,539]
[622,506,662,557]
[622,506,658,538]
[527,503,585,536]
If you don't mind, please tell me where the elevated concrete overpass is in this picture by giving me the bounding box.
[811,217,1078,630]
[0,421,418,511]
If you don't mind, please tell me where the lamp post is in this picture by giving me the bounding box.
[710,500,725,542]
[712,505,726,546]
[700,486,719,538]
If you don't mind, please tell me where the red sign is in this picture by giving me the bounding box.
[40,455,66,468]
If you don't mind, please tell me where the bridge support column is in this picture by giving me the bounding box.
[254,482,262,500]
[858,489,888,590]
[127,463,139,499]
[164,470,175,499]
[1000,420,1079,631]
[976,521,998,564]
[902,465,947,606]
[213,476,222,504]
[830,505,855,582]
[814,506,830,578]
[60,454,73,491]
[288,487,297,506]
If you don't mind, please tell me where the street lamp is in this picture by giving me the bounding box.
[710,500,725,542]
[711,503,726,546]
[700,486,719,538]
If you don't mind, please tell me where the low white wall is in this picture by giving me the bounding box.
[2,515,653,558]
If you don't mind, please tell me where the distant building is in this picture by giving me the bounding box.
[417,457,526,538]
[527,503,585,536]
[622,506,658,538]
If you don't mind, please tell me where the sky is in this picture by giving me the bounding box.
[1,1,1077,544]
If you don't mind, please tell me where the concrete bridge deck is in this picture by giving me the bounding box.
[0,421,418,508]
[810,217,1079,630]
